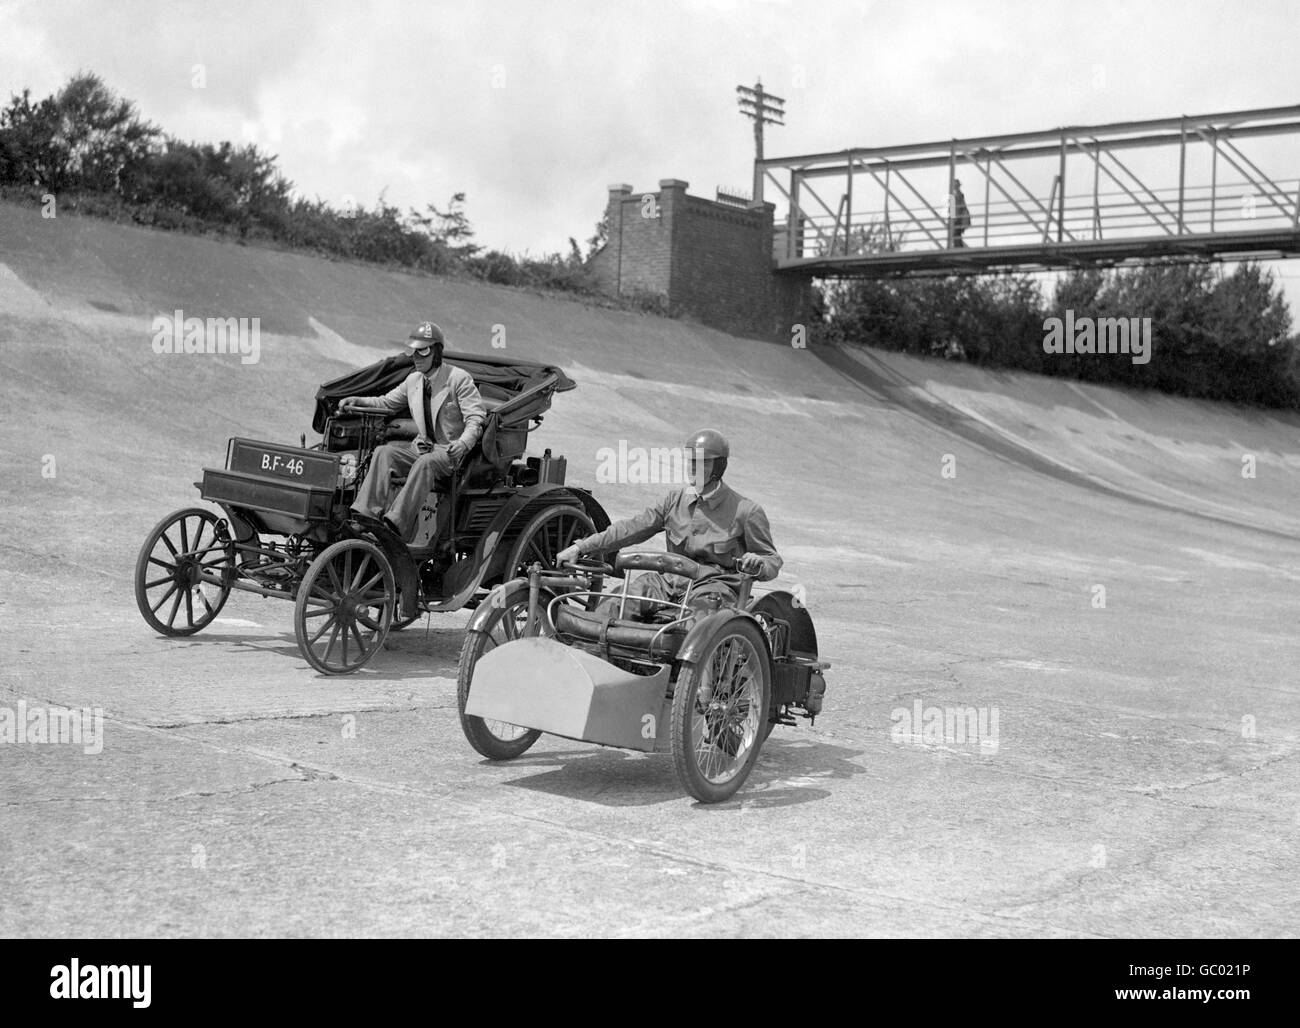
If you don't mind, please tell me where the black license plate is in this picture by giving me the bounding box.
[226,438,338,488]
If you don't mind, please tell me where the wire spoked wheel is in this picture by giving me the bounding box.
[671,619,772,803]
[505,505,595,577]
[457,582,555,760]
[134,507,234,636]
[293,539,395,675]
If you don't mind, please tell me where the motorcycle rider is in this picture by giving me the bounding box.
[555,429,782,618]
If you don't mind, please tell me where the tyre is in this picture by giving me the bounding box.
[670,619,772,803]
[457,581,549,760]
[504,504,594,579]
[134,507,233,636]
[294,539,395,675]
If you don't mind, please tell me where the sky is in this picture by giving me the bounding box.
[2,0,1298,285]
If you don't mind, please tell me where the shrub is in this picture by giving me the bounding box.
[822,260,1298,408]
[0,72,611,302]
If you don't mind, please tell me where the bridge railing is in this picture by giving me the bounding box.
[783,176,1300,259]
[762,105,1300,270]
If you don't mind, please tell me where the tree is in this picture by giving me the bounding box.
[414,192,480,257]
[0,88,61,186]
[1047,260,1297,405]
[0,74,615,305]
[50,72,159,192]
[0,73,159,193]
[585,212,609,259]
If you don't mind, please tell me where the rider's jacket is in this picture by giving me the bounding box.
[576,481,783,585]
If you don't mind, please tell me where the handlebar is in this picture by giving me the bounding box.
[575,550,759,580]
[559,556,614,576]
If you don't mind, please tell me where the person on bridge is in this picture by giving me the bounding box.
[555,429,783,619]
[949,178,971,247]
[340,321,486,542]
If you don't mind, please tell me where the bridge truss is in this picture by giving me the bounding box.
[759,105,1300,277]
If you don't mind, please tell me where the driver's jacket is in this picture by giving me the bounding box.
[354,364,485,452]
[575,481,783,589]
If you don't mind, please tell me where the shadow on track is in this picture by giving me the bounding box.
[170,629,463,681]
[486,738,865,809]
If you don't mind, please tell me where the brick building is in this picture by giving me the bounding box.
[587,179,809,342]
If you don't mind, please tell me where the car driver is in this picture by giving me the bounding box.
[340,321,486,542]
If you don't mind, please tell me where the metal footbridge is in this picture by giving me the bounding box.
[758,104,1300,278]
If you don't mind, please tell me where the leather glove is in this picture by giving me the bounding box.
[738,553,766,575]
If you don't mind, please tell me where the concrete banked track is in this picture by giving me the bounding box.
[1,201,1297,937]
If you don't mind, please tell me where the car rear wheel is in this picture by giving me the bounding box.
[505,505,594,578]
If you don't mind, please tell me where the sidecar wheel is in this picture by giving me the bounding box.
[457,582,545,760]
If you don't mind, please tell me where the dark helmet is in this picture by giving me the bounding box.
[407,321,445,361]
[408,321,446,347]
[684,429,729,483]
[685,429,729,458]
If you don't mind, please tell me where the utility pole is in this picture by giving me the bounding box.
[736,79,784,204]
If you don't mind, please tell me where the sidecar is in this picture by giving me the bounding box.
[457,552,830,803]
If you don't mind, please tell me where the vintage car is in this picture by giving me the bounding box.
[457,553,830,803]
[133,350,610,674]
